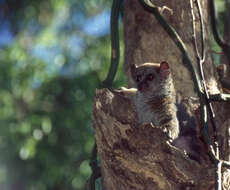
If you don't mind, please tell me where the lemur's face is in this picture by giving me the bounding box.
[131,61,170,93]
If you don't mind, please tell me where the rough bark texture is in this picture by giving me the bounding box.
[93,0,230,189]
[94,89,215,190]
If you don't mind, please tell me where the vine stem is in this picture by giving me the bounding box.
[102,0,122,87]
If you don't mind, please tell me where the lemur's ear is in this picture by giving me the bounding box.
[131,64,137,80]
[160,61,170,78]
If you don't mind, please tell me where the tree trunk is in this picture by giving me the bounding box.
[93,0,230,189]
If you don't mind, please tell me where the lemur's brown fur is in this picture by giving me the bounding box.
[131,61,179,139]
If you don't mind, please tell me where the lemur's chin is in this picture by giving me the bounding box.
[138,82,149,92]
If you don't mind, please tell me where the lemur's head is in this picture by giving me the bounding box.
[131,61,171,93]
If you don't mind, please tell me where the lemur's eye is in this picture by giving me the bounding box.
[136,75,142,82]
[147,73,154,81]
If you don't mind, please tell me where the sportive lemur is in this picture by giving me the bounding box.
[130,61,179,140]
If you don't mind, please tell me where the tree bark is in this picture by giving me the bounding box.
[93,0,230,189]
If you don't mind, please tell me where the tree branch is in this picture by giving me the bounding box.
[209,93,230,102]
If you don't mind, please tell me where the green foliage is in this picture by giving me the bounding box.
[0,0,125,189]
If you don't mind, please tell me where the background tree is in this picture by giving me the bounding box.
[0,0,126,190]
[93,0,230,189]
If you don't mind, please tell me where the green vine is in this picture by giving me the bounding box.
[102,0,122,88]
[89,0,122,189]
